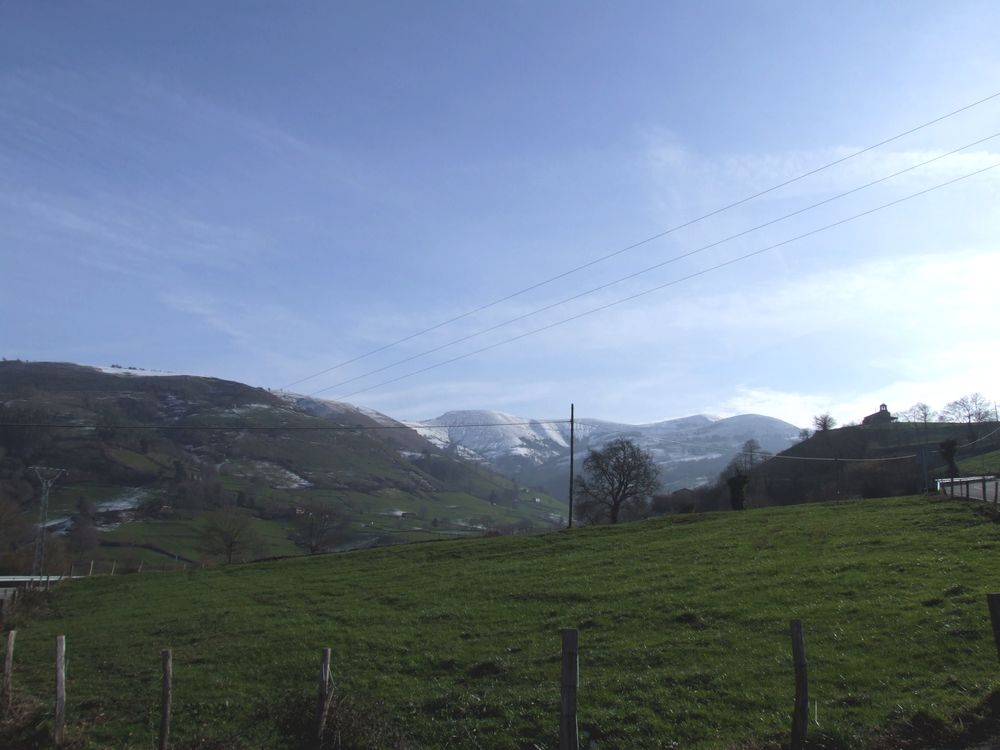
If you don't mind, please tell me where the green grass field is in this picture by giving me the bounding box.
[959,448,1000,476]
[6,495,1000,748]
[101,516,302,564]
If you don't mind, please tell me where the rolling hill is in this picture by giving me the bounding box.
[0,361,565,573]
[4,494,1000,748]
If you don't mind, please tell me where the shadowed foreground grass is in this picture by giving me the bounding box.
[4,495,1000,748]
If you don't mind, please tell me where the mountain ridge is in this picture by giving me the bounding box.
[410,408,802,493]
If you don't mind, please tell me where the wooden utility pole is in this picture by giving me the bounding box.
[568,404,575,529]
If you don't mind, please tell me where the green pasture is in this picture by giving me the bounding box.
[959,448,1000,476]
[6,496,1000,748]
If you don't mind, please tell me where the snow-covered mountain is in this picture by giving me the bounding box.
[409,410,801,493]
[411,410,569,462]
[276,394,801,495]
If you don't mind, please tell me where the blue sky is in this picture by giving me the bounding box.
[2,1,999,427]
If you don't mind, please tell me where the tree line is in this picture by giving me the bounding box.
[570,391,998,527]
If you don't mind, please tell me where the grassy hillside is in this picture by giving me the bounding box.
[691,421,1000,512]
[0,362,564,572]
[959,448,1000,476]
[5,495,1000,748]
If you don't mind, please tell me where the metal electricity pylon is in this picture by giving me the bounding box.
[31,466,64,578]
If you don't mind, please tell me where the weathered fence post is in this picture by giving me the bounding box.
[790,620,809,750]
[88,560,94,577]
[986,594,1000,662]
[560,628,579,750]
[316,647,333,745]
[159,649,172,750]
[138,561,144,574]
[54,635,66,745]
[110,560,116,576]
[2,629,15,716]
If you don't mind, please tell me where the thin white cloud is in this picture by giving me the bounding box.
[718,387,829,428]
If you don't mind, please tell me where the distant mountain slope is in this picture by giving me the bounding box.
[0,362,564,573]
[411,410,569,462]
[410,409,801,493]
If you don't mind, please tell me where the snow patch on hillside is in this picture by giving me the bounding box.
[88,365,180,377]
[414,408,801,491]
[277,392,403,427]
[409,410,569,464]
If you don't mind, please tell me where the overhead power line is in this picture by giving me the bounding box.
[331,159,1000,401]
[282,88,1000,392]
[958,423,1000,449]
[311,132,1000,396]
[4,420,571,432]
[768,452,916,463]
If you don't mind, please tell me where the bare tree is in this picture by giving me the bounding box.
[812,413,836,432]
[293,501,350,553]
[67,517,98,557]
[574,438,660,525]
[726,473,749,511]
[939,438,959,480]
[797,428,812,442]
[904,402,935,424]
[727,439,768,475]
[943,393,992,424]
[199,509,263,564]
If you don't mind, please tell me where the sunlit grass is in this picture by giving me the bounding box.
[5,495,1000,748]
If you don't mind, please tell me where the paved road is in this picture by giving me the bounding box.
[953,479,999,502]
[938,477,999,502]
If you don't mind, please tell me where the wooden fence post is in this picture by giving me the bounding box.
[560,628,579,750]
[110,560,116,576]
[88,560,94,577]
[159,649,172,750]
[138,561,144,575]
[316,647,333,745]
[986,594,1000,662]
[2,630,15,717]
[54,635,66,746]
[790,620,809,750]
